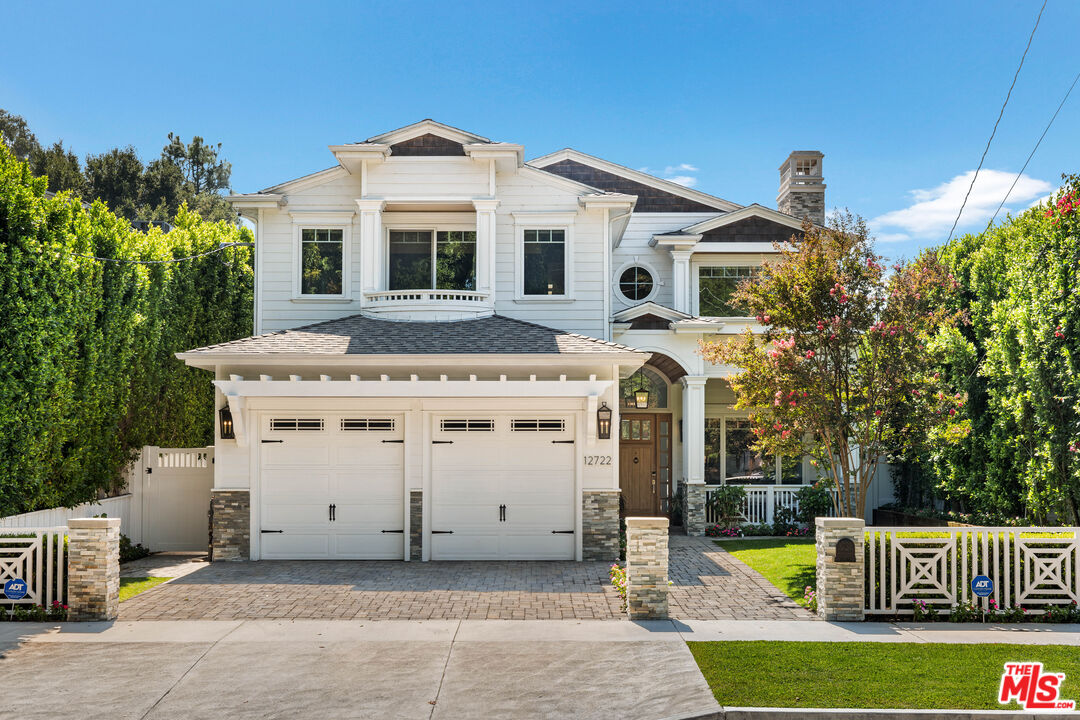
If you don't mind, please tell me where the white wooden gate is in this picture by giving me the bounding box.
[0,527,66,606]
[141,447,214,551]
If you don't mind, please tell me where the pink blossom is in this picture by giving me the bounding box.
[805,350,815,359]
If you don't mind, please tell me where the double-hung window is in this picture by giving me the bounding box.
[388,230,476,291]
[523,229,566,296]
[300,229,345,296]
[697,266,758,317]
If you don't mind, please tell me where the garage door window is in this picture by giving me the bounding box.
[440,419,495,431]
[270,418,324,431]
[341,418,395,431]
[511,419,566,432]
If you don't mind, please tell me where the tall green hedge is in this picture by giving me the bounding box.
[0,144,252,515]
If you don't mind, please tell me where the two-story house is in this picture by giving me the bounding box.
[179,120,827,562]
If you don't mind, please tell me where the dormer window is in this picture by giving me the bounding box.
[388,230,476,291]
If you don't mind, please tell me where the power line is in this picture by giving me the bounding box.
[987,68,1080,228]
[945,0,1047,244]
[69,242,252,265]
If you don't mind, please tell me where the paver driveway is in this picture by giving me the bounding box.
[119,534,812,621]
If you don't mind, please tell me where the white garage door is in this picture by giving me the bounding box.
[430,414,575,560]
[259,415,404,559]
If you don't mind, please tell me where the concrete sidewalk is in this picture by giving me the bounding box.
[675,619,1080,644]
[0,620,716,720]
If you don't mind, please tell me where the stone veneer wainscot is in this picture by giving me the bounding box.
[211,489,250,561]
[582,490,620,561]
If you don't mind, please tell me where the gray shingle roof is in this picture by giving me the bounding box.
[185,314,641,356]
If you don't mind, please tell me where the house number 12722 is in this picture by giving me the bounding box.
[584,455,612,466]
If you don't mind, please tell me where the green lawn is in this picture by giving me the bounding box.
[689,641,1080,710]
[119,577,170,602]
[714,538,815,603]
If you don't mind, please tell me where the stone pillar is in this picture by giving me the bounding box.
[625,516,669,619]
[67,518,121,622]
[815,517,865,621]
[582,490,620,561]
[681,483,707,536]
[211,489,250,561]
[409,490,423,561]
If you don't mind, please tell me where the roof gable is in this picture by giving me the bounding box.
[365,119,491,146]
[529,149,739,213]
[389,133,466,157]
[682,204,807,244]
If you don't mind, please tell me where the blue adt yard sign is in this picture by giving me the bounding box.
[3,578,28,601]
[971,575,994,598]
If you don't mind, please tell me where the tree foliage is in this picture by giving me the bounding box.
[699,212,968,517]
[927,176,1080,523]
[0,109,39,161]
[29,141,86,195]
[0,143,252,516]
[85,146,144,221]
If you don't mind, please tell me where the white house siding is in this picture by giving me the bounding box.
[612,213,719,314]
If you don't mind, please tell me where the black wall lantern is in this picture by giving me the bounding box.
[219,405,235,440]
[634,372,650,409]
[597,402,612,440]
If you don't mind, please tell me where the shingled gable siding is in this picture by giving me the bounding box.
[389,133,467,156]
[700,216,804,244]
[539,159,721,213]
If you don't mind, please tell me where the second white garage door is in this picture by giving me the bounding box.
[259,415,404,559]
[430,414,576,560]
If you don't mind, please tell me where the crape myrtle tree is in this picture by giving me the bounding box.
[699,212,970,518]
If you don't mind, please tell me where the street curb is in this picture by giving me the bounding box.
[660,707,1078,720]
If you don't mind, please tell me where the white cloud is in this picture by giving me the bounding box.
[870,169,1052,241]
[666,175,698,188]
[639,162,701,188]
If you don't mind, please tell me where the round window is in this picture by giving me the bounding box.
[619,266,654,301]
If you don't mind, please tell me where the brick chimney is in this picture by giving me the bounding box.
[777,151,825,225]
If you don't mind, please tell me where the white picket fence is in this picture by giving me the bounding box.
[0,445,213,552]
[865,527,1080,615]
[0,527,67,606]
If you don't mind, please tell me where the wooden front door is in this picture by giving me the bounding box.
[619,413,671,516]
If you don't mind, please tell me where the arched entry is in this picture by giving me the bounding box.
[619,352,688,517]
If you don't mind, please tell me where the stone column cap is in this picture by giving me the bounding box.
[68,517,121,529]
[625,517,670,529]
[816,517,865,528]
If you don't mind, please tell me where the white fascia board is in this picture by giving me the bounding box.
[650,233,702,248]
[227,194,285,209]
[672,321,727,334]
[612,302,690,323]
[681,203,809,233]
[258,166,348,195]
[330,144,390,174]
[527,148,741,212]
[580,194,636,210]
[288,210,356,224]
[690,242,791,254]
[464,143,523,167]
[177,351,650,371]
[366,120,491,145]
[213,378,614,398]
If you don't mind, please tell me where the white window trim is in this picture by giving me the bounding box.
[513,212,576,302]
[291,212,355,300]
[382,224,478,292]
[691,261,761,319]
[704,410,810,485]
[614,259,661,305]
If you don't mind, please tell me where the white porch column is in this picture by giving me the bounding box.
[356,198,386,295]
[472,198,499,296]
[671,250,693,314]
[681,376,708,534]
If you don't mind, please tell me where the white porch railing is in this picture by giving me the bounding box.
[364,290,489,304]
[865,527,1080,615]
[704,484,838,525]
[0,526,67,607]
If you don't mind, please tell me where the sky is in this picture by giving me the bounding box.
[3,0,1078,260]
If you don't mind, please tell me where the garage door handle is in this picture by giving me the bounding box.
[552,530,575,534]
[432,440,453,444]
[431,530,453,534]
[261,439,284,444]
[381,529,404,534]
[261,530,284,534]
[551,440,574,444]
[382,439,404,444]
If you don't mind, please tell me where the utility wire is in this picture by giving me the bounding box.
[68,242,252,265]
[986,68,1080,228]
[945,0,1046,244]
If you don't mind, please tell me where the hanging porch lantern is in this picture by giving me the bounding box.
[597,402,612,439]
[634,372,650,409]
[219,405,235,440]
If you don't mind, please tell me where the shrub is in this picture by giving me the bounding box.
[609,563,627,610]
[802,585,818,612]
[707,485,746,528]
[706,524,742,538]
[772,506,800,535]
[741,523,775,536]
[795,482,834,523]
[119,534,150,564]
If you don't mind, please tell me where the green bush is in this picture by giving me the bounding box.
[119,534,150,563]
[707,485,747,528]
[796,482,834,523]
[0,144,252,515]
